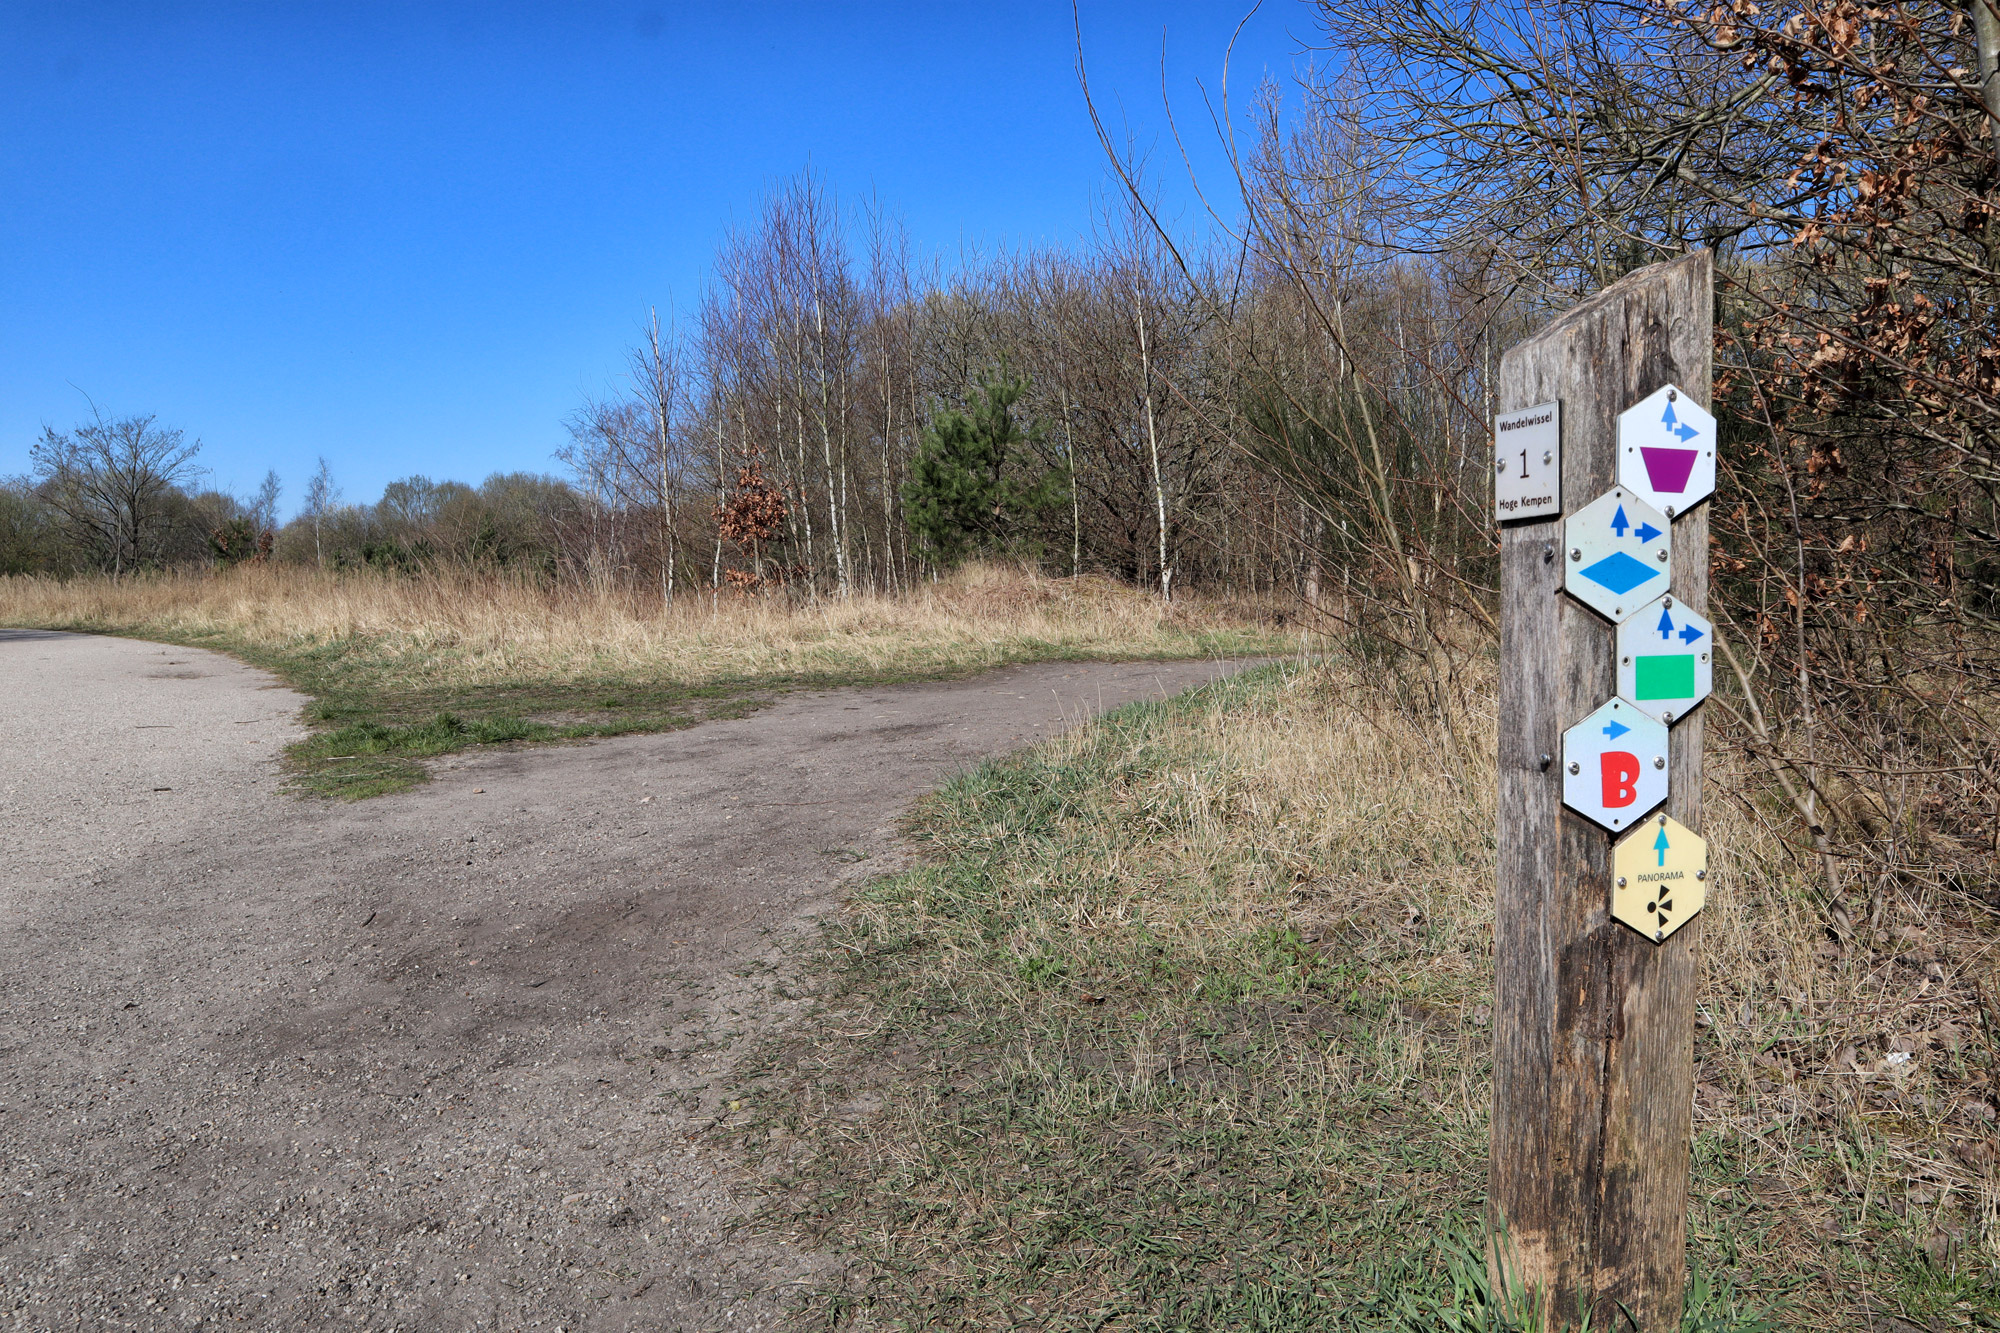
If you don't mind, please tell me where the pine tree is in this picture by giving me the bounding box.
[903,373,1067,568]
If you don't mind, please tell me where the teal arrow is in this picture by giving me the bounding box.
[1653,826,1670,866]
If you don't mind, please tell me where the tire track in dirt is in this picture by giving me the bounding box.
[0,629,1254,1331]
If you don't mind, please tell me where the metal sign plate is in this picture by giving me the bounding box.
[1494,401,1560,522]
[1616,593,1713,725]
[1616,383,1716,517]
[1562,697,1668,832]
[1613,813,1707,942]
[1563,487,1671,623]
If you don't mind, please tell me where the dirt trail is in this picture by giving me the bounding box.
[0,629,1252,1331]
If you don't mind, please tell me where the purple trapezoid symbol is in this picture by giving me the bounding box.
[1639,446,1698,494]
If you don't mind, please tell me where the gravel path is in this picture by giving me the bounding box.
[0,629,1251,1331]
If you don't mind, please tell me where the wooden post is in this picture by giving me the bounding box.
[1490,251,1712,1330]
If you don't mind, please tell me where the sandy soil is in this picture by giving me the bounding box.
[0,629,1250,1331]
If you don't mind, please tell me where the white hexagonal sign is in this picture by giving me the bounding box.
[1563,487,1671,623]
[1562,698,1668,833]
[1617,383,1716,517]
[1613,813,1707,943]
[1616,593,1713,726]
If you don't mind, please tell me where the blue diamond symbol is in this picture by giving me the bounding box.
[1579,551,1659,596]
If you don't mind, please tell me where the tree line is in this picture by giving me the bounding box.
[555,172,1337,604]
[5,163,1475,605]
[0,418,586,578]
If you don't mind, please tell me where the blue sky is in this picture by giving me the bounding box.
[1,3,1305,518]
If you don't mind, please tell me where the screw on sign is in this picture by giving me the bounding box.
[1616,383,1716,518]
[1562,487,1672,623]
[1561,697,1669,832]
[1616,593,1714,726]
[1612,814,1707,942]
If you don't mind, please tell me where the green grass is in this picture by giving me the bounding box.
[720,668,1992,1330]
[44,620,776,797]
[287,699,759,798]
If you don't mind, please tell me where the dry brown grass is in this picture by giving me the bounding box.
[744,658,2000,1328]
[1159,664,1998,1290]
[0,560,1283,691]
[1079,661,2000,1259]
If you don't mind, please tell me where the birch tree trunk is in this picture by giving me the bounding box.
[813,294,850,598]
[1135,304,1170,600]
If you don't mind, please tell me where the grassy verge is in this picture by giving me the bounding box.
[0,562,1285,798]
[94,623,776,798]
[724,664,1999,1330]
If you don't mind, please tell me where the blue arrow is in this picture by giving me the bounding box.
[1636,522,1662,544]
[1653,826,1670,866]
[1674,420,1699,442]
[1656,605,1675,640]
[1602,718,1631,740]
[1678,621,1705,645]
[1662,402,1678,431]
[1611,504,1629,536]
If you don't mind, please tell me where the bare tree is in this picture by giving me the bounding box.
[863,199,917,592]
[1301,0,2000,920]
[30,413,202,576]
[633,310,688,606]
[302,458,340,569]
[251,470,282,535]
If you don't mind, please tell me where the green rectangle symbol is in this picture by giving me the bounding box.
[1635,654,1695,700]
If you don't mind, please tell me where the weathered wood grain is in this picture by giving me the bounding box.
[1490,251,1712,1331]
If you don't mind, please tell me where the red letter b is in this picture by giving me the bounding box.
[1600,752,1640,807]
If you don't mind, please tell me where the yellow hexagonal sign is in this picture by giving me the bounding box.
[1612,813,1707,943]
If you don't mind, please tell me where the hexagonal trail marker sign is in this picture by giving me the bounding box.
[1617,383,1715,517]
[1563,487,1671,623]
[1613,813,1707,942]
[1616,593,1713,725]
[1562,697,1668,832]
